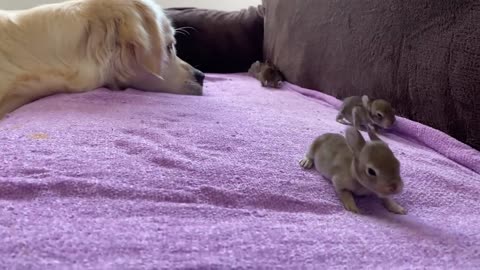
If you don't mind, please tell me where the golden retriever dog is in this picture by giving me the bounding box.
[0,0,204,119]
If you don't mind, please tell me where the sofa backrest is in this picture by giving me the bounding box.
[166,7,264,73]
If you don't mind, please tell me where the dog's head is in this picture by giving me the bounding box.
[84,0,204,95]
[149,7,205,96]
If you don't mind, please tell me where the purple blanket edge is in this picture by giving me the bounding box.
[277,80,480,174]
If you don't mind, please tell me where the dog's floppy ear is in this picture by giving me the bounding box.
[126,1,164,78]
[85,0,164,83]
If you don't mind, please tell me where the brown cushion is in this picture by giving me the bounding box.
[165,7,264,73]
[263,0,480,149]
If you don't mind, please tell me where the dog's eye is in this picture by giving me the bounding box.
[166,43,174,53]
[367,168,377,177]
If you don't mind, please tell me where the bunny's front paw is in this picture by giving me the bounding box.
[299,157,313,169]
[383,198,407,215]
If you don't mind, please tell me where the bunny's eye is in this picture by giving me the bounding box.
[376,113,384,119]
[367,168,377,177]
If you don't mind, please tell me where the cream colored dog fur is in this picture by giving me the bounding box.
[0,0,204,118]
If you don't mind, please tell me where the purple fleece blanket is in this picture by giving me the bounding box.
[0,74,479,269]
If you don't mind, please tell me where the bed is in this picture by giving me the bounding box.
[1,73,479,269]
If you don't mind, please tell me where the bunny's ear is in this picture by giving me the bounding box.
[345,127,366,157]
[367,125,382,142]
[362,95,371,110]
[352,107,363,130]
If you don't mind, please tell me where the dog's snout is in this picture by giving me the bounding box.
[193,69,205,85]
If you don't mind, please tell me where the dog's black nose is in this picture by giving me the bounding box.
[193,69,205,86]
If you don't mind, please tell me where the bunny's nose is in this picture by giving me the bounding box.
[388,184,398,193]
[387,183,404,194]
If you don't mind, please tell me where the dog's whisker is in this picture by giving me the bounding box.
[175,26,197,32]
[176,30,190,36]
[174,26,197,36]
[175,29,190,37]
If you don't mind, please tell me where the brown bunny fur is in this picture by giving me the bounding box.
[248,60,284,88]
[336,95,396,131]
[299,127,406,215]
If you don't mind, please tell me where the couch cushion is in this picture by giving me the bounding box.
[165,7,264,73]
[263,0,480,149]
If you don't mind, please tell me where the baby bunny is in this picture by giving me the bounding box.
[336,95,396,131]
[299,127,406,215]
[248,60,284,89]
